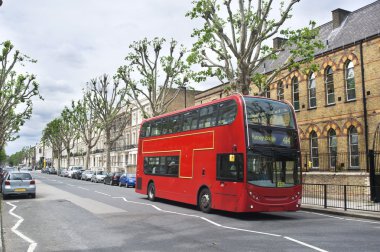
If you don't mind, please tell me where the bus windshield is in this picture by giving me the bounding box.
[247,150,300,188]
[244,97,295,128]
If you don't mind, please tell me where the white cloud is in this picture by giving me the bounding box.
[0,0,375,154]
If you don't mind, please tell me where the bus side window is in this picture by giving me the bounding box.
[143,156,179,176]
[140,122,151,137]
[166,156,179,176]
[151,119,162,136]
[172,114,182,133]
[217,153,243,181]
[161,117,171,135]
[217,100,237,125]
[199,105,218,129]
[183,110,199,131]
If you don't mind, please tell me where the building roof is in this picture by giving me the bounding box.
[259,0,380,74]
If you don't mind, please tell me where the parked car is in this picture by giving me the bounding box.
[41,168,50,174]
[91,170,106,183]
[119,173,136,188]
[2,171,36,199]
[60,169,69,177]
[48,167,57,175]
[67,166,83,178]
[81,170,94,181]
[103,172,122,186]
[72,169,85,179]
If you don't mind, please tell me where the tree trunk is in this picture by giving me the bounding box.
[57,150,61,169]
[105,130,111,173]
[85,144,91,170]
[66,146,71,168]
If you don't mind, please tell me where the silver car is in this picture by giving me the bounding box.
[81,170,94,181]
[90,170,106,183]
[2,172,36,199]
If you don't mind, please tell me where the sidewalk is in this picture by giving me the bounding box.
[301,204,380,221]
[0,197,3,252]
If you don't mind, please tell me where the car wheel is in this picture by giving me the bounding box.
[147,182,156,201]
[198,188,212,213]
[3,194,8,200]
[31,193,36,199]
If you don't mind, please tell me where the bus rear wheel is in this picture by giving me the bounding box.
[147,183,156,201]
[198,188,212,213]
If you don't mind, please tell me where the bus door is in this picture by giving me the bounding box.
[212,153,244,211]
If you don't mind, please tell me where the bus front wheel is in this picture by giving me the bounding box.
[198,188,212,213]
[148,182,156,201]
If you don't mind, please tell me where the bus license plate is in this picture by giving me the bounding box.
[14,188,26,192]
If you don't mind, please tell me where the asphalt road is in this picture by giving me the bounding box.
[1,172,380,252]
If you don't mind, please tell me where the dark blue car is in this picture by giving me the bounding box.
[119,173,136,188]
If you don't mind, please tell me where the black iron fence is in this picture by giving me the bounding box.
[302,183,380,212]
[301,151,368,172]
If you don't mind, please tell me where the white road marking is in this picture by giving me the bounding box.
[302,211,380,224]
[284,236,328,252]
[6,201,38,252]
[113,196,330,251]
[94,191,111,196]
[77,186,90,191]
[67,184,76,187]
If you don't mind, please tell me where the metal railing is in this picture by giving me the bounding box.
[301,151,368,172]
[302,183,380,212]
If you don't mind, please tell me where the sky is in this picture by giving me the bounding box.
[0,0,376,155]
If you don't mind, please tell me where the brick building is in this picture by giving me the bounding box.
[195,1,380,184]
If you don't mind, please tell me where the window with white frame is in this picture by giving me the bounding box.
[131,111,137,126]
[126,133,130,146]
[132,132,136,144]
[328,129,337,169]
[325,67,335,105]
[308,73,317,108]
[277,81,284,100]
[310,131,319,168]
[348,126,359,168]
[292,77,299,111]
[345,61,356,101]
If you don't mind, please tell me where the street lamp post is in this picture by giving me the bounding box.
[180,86,187,108]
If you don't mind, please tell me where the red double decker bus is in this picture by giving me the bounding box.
[135,94,302,213]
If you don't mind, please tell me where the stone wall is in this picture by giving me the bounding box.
[302,172,369,186]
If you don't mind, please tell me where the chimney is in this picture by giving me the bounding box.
[273,37,288,50]
[332,8,351,29]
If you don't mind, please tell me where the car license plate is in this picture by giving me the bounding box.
[14,188,26,192]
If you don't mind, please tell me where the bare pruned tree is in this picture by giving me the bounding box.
[85,74,131,172]
[69,96,102,170]
[117,37,198,119]
[187,0,324,95]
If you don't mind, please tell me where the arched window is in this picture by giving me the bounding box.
[310,131,319,168]
[348,126,359,168]
[345,61,356,101]
[308,72,317,108]
[277,81,284,100]
[328,129,337,169]
[292,77,299,111]
[325,67,335,105]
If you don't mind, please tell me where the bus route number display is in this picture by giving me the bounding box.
[250,128,294,148]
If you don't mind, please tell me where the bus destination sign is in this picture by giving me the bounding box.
[250,128,295,148]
